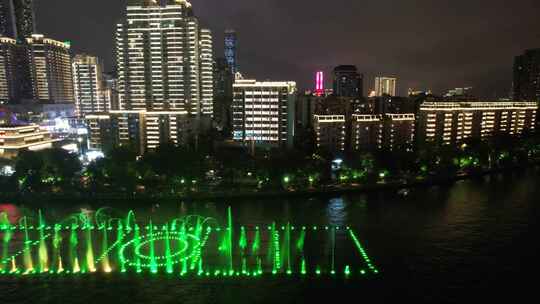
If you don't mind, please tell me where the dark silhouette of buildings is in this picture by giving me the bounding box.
[332,65,363,98]
[514,49,540,102]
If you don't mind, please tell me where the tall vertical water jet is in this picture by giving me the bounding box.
[149,221,157,274]
[10,256,17,273]
[38,211,49,272]
[134,224,141,273]
[297,229,306,274]
[284,223,291,274]
[252,228,260,256]
[270,223,281,273]
[227,207,233,275]
[239,226,247,274]
[331,227,336,274]
[85,220,96,272]
[164,224,173,274]
[239,227,247,251]
[69,224,79,273]
[52,224,62,273]
[179,223,187,275]
[101,223,111,272]
[22,217,34,273]
[116,223,126,272]
[1,219,12,272]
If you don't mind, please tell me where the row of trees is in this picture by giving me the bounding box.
[1,131,540,196]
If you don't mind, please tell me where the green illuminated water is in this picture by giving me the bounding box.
[0,208,377,278]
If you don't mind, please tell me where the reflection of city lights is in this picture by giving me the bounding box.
[86,151,104,162]
[327,198,346,226]
[0,165,15,176]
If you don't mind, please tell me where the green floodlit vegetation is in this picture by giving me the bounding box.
[0,208,378,278]
[1,131,540,198]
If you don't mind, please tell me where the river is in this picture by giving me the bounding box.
[0,168,539,303]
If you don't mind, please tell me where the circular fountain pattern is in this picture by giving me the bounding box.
[120,231,202,269]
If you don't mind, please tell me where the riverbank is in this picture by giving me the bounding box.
[1,163,537,204]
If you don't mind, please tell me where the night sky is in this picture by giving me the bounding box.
[35,0,540,97]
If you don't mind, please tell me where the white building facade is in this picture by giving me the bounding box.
[72,54,109,116]
[233,79,296,148]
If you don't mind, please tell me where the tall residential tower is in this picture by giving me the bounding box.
[116,0,213,116]
[224,29,237,74]
[514,49,540,102]
[72,54,109,115]
[375,77,397,97]
[88,0,214,154]
[0,0,36,41]
[333,65,363,98]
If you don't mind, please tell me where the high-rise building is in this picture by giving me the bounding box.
[374,77,397,97]
[12,0,35,41]
[103,71,119,111]
[115,0,213,116]
[0,0,15,38]
[0,37,18,104]
[313,114,346,152]
[513,49,540,102]
[213,57,233,130]
[351,114,383,151]
[417,101,537,145]
[224,29,237,74]
[315,71,324,96]
[72,54,109,116]
[88,0,214,154]
[383,114,415,150]
[0,0,35,41]
[232,78,296,148]
[333,65,363,97]
[23,34,74,104]
[351,114,414,151]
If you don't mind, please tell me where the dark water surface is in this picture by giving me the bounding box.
[1,169,539,303]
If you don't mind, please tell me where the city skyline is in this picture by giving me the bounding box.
[31,0,540,98]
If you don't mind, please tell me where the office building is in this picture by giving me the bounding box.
[313,114,346,152]
[232,78,296,148]
[224,29,237,74]
[374,77,397,97]
[72,54,109,115]
[513,49,540,102]
[333,65,362,97]
[417,101,537,145]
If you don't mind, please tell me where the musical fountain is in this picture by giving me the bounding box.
[0,207,378,278]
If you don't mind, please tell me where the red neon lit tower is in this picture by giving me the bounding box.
[315,71,324,96]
